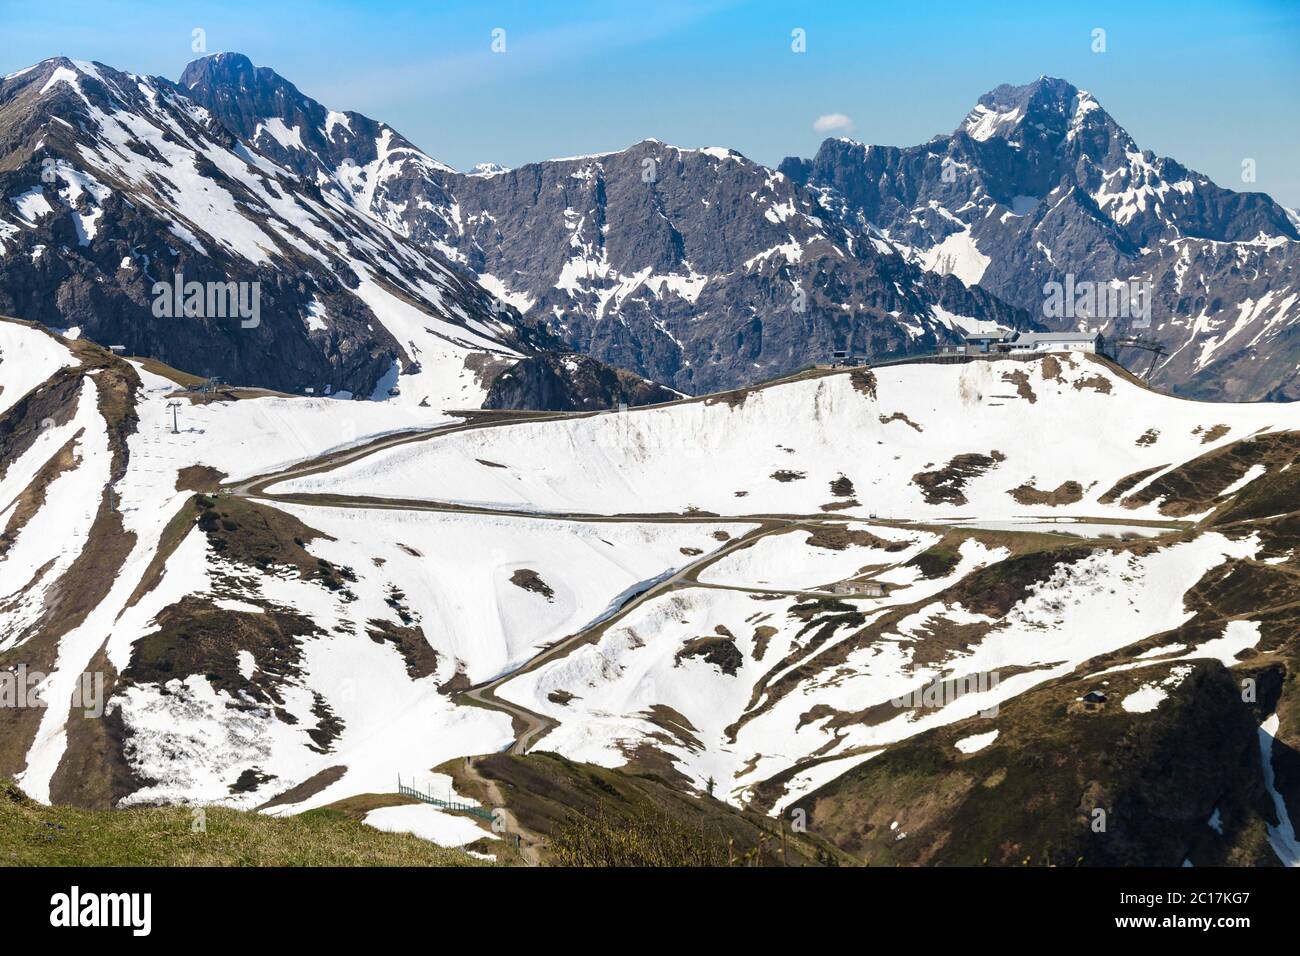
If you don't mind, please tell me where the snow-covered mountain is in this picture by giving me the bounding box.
[4,54,1300,866]
[780,77,1300,402]
[0,57,673,411]
[3,317,1297,866]
[180,53,1032,395]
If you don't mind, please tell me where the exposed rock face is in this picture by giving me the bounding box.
[780,77,1300,401]
[482,352,680,412]
[441,142,1034,395]
[179,54,1034,395]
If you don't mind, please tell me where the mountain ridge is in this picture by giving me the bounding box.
[177,52,1035,395]
[780,75,1300,401]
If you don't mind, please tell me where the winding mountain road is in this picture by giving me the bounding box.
[220,396,1190,758]
[220,405,877,756]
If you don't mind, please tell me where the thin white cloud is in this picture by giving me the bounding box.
[813,113,854,134]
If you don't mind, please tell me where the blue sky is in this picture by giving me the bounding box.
[4,0,1298,205]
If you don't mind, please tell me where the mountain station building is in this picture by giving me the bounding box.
[939,330,1104,356]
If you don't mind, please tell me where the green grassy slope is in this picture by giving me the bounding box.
[1,782,489,867]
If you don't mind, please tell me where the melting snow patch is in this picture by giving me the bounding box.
[1121,664,1194,713]
[954,729,999,754]
[1219,464,1267,497]
[1121,685,1167,713]
[304,298,328,332]
[363,803,495,849]
[10,188,53,224]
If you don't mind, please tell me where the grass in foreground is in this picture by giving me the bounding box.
[1,782,490,867]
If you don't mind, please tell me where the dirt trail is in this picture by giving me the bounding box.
[459,756,542,866]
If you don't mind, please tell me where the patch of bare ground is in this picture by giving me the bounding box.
[307,694,345,753]
[1000,368,1037,403]
[679,546,703,556]
[547,690,576,706]
[703,387,748,409]
[675,631,743,676]
[1039,354,1063,381]
[510,568,555,601]
[476,458,507,468]
[905,539,962,578]
[463,351,517,391]
[850,368,878,399]
[829,474,855,497]
[230,768,277,795]
[1072,373,1112,393]
[752,625,778,661]
[118,354,207,389]
[1196,423,1231,444]
[49,648,149,808]
[912,451,1006,505]
[805,524,908,552]
[437,666,472,696]
[641,704,706,753]
[194,494,355,590]
[1008,480,1084,506]
[878,411,924,430]
[123,595,320,709]
[820,499,860,512]
[770,469,805,482]
[366,619,439,680]
[297,789,420,820]
[1136,428,1160,446]
[175,464,226,492]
